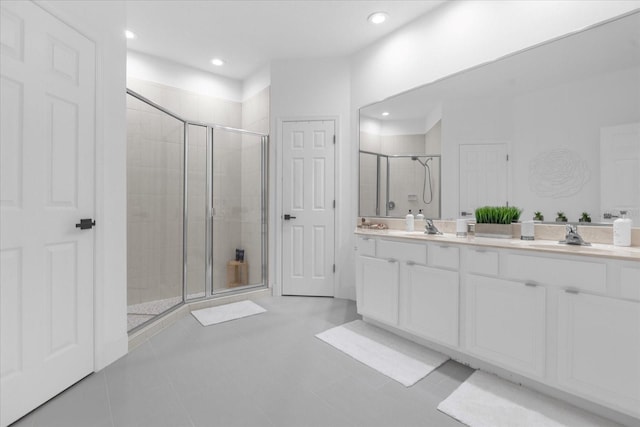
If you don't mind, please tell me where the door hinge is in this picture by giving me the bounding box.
[333,200,336,209]
[506,154,509,161]
[333,135,336,144]
[333,264,336,273]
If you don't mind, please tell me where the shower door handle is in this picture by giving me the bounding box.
[283,214,297,220]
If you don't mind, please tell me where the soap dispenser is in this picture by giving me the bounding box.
[613,210,632,247]
[416,209,425,221]
[405,210,415,232]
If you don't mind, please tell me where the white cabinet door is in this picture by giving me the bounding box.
[357,255,399,326]
[557,292,640,417]
[404,264,458,347]
[465,274,546,377]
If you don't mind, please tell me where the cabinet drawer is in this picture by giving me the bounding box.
[428,244,459,270]
[621,266,640,302]
[466,247,499,276]
[356,236,376,257]
[504,253,606,293]
[378,239,427,265]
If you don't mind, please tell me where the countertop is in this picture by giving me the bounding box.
[355,228,640,262]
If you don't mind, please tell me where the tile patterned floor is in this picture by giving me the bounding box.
[13,296,474,427]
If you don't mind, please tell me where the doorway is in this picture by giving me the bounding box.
[281,120,336,296]
[459,143,509,216]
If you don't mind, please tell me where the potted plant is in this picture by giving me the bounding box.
[555,212,568,222]
[474,206,522,238]
[533,211,544,221]
[579,212,592,223]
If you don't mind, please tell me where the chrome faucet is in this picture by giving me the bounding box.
[560,224,591,246]
[424,219,443,235]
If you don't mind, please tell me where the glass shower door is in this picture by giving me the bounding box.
[210,128,266,293]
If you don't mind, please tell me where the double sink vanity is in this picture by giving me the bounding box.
[354,226,640,423]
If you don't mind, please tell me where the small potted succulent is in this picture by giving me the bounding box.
[555,211,568,222]
[533,211,544,221]
[579,211,592,223]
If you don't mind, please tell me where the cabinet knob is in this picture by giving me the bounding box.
[524,282,538,287]
[387,258,397,263]
[406,260,415,266]
[565,289,580,294]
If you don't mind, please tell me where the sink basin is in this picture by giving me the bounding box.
[558,240,592,246]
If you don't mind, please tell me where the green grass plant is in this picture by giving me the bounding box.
[474,206,522,224]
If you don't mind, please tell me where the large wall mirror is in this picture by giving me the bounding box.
[359,11,640,224]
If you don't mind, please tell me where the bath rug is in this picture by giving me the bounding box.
[191,300,266,326]
[437,370,622,426]
[316,320,448,386]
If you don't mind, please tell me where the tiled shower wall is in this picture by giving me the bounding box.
[126,78,268,305]
[126,93,184,306]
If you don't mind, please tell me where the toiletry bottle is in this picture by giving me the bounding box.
[416,209,425,221]
[405,210,415,232]
[613,210,632,247]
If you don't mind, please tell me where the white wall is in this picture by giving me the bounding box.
[39,0,128,369]
[243,64,271,101]
[346,0,640,300]
[128,50,243,102]
[269,57,352,298]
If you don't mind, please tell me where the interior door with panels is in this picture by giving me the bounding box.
[0,2,96,425]
[281,120,335,296]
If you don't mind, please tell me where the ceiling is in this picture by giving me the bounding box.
[125,0,445,80]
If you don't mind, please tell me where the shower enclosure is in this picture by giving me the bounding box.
[126,89,268,331]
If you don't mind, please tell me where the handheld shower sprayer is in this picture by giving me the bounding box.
[411,156,434,204]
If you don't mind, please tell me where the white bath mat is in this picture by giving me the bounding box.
[437,370,622,427]
[191,300,266,326]
[316,320,448,386]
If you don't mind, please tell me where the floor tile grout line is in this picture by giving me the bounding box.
[101,370,116,427]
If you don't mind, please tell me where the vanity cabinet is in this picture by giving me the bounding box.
[403,263,459,347]
[557,291,640,415]
[465,274,546,378]
[354,231,640,420]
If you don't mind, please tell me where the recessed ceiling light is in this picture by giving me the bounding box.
[211,58,225,66]
[124,30,136,40]
[368,12,388,24]
[382,112,390,116]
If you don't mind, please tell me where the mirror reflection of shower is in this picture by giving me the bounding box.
[411,156,433,204]
[359,151,441,219]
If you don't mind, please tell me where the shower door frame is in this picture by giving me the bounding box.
[126,88,269,316]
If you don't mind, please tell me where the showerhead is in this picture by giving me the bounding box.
[411,156,427,167]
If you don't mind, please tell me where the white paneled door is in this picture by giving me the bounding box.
[282,120,335,296]
[0,2,96,425]
[459,143,508,216]
[600,122,640,225]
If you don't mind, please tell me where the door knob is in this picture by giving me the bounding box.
[283,214,297,220]
[75,218,96,230]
